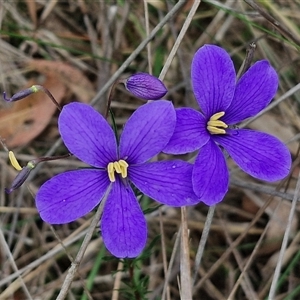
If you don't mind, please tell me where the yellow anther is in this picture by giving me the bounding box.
[119,160,128,178]
[113,161,122,173]
[207,126,226,134]
[119,160,128,168]
[9,151,22,171]
[107,162,116,182]
[207,120,228,128]
[210,111,225,121]
[107,160,129,182]
[207,111,227,135]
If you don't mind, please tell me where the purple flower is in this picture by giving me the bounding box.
[35,100,199,258]
[164,44,291,205]
[124,73,167,100]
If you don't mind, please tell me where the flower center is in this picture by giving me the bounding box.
[107,160,129,182]
[207,111,228,134]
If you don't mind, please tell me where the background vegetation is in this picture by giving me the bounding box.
[0,1,300,299]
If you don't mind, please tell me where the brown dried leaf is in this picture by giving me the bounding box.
[26,60,95,103]
[263,197,298,253]
[0,76,66,147]
[249,113,297,156]
[243,190,298,254]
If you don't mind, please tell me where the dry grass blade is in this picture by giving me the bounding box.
[192,205,215,285]
[180,207,192,300]
[244,0,300,47]
[0,229,32,300]
[268,172,300,299]
[90,0,186,106]
[159,0,201,81]
[56,184,112,300]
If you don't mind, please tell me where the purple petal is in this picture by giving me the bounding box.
[59,103,117,168]
[36,169,110,224]
[192,139,229,205]
[120,100,176,164]
[125,73,167,100]
[163,108,210,154]
[213,129,291,181]
[129,160,200,206]
[223,60,278,124]
[101,178,147,258]
[191,44,236,117]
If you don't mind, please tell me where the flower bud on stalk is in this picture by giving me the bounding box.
[3,85,40,102]
[5,162,36,194]
[3,85,61,111]
[123,73,167,100]
[6,152,72,193]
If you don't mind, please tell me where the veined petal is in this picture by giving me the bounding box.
[120,100,176,164]
[59,103,117,168]
[101,178,147,258]
[129,160,200,206]
[223,60,278,124]
[36,169,110,224]
[191,44,235,117]
[163,108,210,154]
[213,129,291,181]
[192,140,229,205]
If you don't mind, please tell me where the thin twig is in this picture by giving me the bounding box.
[143,0,152,75]
[236,42,256,80]
[180,207,192,300]
[56,184,112,300]
[218,210,257,300]
[159,0,201,81]
[244,0,300,47]
[193,195,275,292]
[268,171,300,299]
[90,0,186,107]
[230,178,295,201]
[227,198,282,299]
[0,226,89,289]
[159,208,171,300]
[161,228,181,300]
[241,82,300,128]
[192,205,215,285]
[0,228,33,300]
[111,261,124,300]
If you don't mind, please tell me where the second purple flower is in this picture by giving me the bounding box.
[164,44,291,205]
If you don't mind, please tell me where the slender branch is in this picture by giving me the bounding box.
[56,184,112,300]
[192,205,216,285]
[159,0,201,81]
[180,207,192,300]
[89,0,186,106]
[268,172,300,299]
[230,179,296,201]
[244,0,300,47]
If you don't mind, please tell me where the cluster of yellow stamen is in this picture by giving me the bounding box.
[107,160,129,182]
[207,111,228,135]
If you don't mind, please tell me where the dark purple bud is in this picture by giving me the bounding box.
[124,73,167,100]
[5,161,36,194]
[3,85,40,102]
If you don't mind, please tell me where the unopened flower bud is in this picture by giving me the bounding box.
[124,73,167,100]
[3,85,40,102]
[5,161,36,194]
